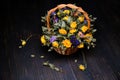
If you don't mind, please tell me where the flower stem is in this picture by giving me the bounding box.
[81,51,87,68]
[26,34,33,42]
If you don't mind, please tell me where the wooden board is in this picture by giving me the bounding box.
[0,0,120,80]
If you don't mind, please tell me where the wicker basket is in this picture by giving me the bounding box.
[46,4,90,55]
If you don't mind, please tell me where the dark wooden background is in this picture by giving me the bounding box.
[0,0,120,80]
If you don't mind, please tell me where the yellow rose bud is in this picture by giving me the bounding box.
[63,10,70,14]
[79,64,85,71]
[40,35,46,45]
[81,25,88,33]
[59,28,67,35]
[57,12,60,16]
[77,43,84,48]
[69,29,77,34]
[78,16,84,22]
[63,16,69,21]
[70,21,77,29]
[52,41,59,48]
[62,39,71,48]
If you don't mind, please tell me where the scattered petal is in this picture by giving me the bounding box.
[18,46,22,48]
[74,59,78,63]
[54,67,60,71]
[43,61,49,66]
[30,54,35,58]
[40,55,45,59]
[49,63,55,69]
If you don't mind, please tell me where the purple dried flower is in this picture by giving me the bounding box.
[70,35,76,39]
[62,7,68,10]
[50,36,57,43]
[51,12,56,16]
[71,39,80,47]
[53,17,59,23]
[84,20,87,24]
[70,35,80,47]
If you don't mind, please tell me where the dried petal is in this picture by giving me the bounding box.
[43,61,49,66]
[30,54,35,58]
[40,56,45,59]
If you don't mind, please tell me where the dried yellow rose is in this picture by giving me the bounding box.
[70,21,77,29]
[41,35,46,45]
[59,28,67,35]
[52,41,59,48]
[62,39,72,48]
[81,25,88,33]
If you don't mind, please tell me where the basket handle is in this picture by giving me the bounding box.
[46,4,90,31]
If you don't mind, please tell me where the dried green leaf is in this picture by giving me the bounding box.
[67,16,72,23]
[92,29,97,33]
[41,16,46,20]
[87,46,90,49]
[54,67,60,71]
[42,26,48,31]
[89,15,92,18]
[48,49,52,52]
[61,21,66,27]
[49,63,55,69]
[93,17,97,21]
[67,33,73,37]
[92,38,96,42]
[48,47,54,52]
[45,35,50,40]
[91,24,94,27]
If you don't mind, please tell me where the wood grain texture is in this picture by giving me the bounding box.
[0,0,120,80]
